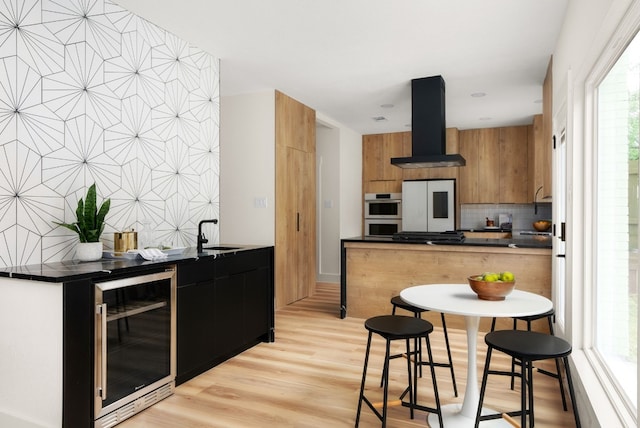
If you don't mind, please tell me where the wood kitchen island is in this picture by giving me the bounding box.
[340,236,552,332]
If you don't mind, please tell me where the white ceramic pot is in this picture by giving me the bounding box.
[76,241,103,262]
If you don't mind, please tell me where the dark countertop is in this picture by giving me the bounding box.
[0,245,271,283]
[341,234,552,249]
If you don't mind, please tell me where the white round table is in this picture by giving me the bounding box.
[400,284,553,428]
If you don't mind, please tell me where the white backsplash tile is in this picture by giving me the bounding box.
[461,203,552,231]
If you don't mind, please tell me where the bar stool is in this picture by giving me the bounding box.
[490,308,567,410]
[355,315,443,428]
[384,296,458,397]
[474,330,581,428]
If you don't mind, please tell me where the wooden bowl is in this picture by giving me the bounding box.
[533,220,551,231]
[468,276,516,301]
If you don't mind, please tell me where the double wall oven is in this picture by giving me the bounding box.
[364,193,402,237]
[94,267,176,428]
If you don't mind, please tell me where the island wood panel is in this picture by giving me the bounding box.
[344,242,551,332]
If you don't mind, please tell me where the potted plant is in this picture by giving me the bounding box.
[54,183,111,261]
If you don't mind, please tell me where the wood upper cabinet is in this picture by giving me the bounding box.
[275,91,316,309]
[499,126,529,203]
[458,129,480,203]
[362,132,408,193]
[459,126,529,203]
[529,60,553,201]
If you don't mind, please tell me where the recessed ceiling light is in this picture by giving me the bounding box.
[380,103,394,108]
[471,92,486,98]
[372,116,387,122]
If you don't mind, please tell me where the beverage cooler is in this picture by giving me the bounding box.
[94,267,176,428]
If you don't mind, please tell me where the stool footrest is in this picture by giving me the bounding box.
[478,410,526,422]
[537,367,561,379]
[401,400,439,415]
[372,399,401,409]
[488,369,522,378]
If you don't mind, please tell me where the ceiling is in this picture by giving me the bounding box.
[115,0,568,135]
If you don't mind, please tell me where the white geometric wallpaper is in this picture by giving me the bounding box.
[0,0,220,267]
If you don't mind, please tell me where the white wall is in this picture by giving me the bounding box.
[220,92,276,246]
[315,112,363,239]
[315,112,362,284]
[316,123,341,283]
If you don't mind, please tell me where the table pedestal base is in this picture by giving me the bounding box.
[428,404,511,428]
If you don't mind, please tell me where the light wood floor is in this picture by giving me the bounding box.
[118,283,578,427]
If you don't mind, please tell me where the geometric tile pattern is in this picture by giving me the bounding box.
[0,0,220,267]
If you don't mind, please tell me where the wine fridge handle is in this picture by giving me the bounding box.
[99,303,107,401]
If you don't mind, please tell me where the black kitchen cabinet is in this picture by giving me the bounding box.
[176,247,274,385]
[176,256,216,385]
[63,278,95,428]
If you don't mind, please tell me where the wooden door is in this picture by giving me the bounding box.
[275,91,316,308]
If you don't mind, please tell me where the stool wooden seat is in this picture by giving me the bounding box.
[474,330,581,428]
[355,315,443,428]
[387,296,458,397]
[490,308,567,410]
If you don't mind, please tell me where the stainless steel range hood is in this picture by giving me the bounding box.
[391,76,466,168]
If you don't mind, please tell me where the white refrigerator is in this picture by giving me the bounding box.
[402,179,455,232]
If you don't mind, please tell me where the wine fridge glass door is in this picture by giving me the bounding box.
[95,268,176,421]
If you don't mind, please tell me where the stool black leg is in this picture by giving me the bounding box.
[527,359,535,428]
[563,356,582,428]
[381,338,391,427]
[552,356,568,411]
[407,338,415,419]
[440,313,458,397]
[379,340,392,388]
[474,346,493,428]
[511,318,518,390]
[355,331,373,427]
[424,334,444,428]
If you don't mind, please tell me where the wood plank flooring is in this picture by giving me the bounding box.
[118,283,577,427]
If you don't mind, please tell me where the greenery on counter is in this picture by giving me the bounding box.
[53,183,111,243]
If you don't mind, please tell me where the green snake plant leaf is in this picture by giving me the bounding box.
[52,183,110,243]
[76,197,86,242]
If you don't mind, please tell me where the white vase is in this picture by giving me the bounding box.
[76,241,103,262]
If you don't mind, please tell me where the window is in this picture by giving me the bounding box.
[595,29,639,416]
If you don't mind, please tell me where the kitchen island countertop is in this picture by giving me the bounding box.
[341,233,552,249]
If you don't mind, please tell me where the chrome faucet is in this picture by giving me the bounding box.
[197,219,218,252]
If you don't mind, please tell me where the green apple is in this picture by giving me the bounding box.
[482,272,500,282]
[500,271,515,281]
